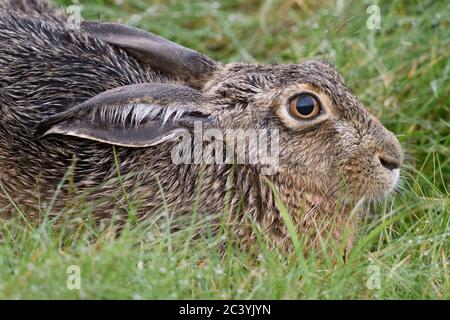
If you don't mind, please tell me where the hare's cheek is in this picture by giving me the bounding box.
[277,133,332,173]
[335,151,379,196]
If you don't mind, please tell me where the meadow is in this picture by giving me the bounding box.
[0,0,448,299]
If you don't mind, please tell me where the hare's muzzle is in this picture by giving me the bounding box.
[375,130,404,190]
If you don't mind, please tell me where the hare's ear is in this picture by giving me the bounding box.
[81,21,219,88]
[35,83,212,148]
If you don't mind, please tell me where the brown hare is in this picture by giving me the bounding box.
[0,0,403,252]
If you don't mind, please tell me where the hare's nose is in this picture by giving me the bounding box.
[377,131,404,171]
[378,155,401,171]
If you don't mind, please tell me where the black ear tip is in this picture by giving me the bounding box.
[33,110,72,139]
[33,122,49,139]
[33,118,57,139]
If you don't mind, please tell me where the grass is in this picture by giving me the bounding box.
[0,0,448,299]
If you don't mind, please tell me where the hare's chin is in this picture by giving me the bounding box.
[372,168,401,200]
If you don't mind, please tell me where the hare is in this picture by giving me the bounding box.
[0,1,403,252]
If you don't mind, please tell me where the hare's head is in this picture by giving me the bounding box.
[203,61,404,201]
[37,22,403,203]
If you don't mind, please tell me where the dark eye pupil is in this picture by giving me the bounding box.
[296,95,316,115]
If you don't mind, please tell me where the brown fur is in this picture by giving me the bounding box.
[0,1,403,252]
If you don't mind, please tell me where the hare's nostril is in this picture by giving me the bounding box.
[379,156,400,171]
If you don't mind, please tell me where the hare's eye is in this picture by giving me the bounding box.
[289,93,321,120]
